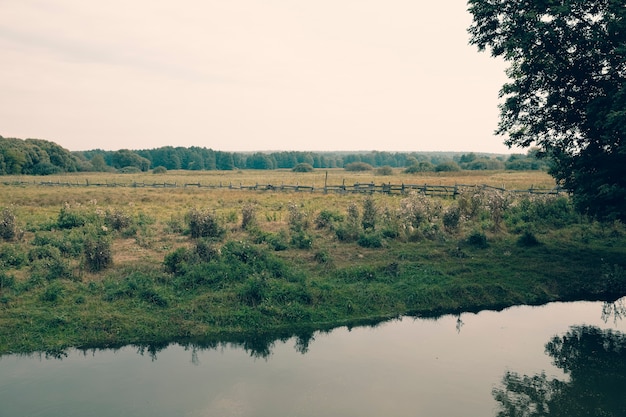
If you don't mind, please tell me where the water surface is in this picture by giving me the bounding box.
[1,298,625,416]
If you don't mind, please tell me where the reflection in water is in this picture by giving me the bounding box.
[602,298,626,324]
[493,325,626,416]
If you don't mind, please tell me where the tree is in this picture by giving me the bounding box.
[468,0,626,221]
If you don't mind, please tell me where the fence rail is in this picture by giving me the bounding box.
[2,178,564,197]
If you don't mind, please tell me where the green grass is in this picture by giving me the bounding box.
[0,171,624,355]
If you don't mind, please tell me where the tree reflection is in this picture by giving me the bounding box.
[493,325,626,417]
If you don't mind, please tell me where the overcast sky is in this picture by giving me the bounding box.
[0,0,515,153]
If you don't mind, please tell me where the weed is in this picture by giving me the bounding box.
[1,207,17,240]
[83,234,113,272]
[362,196,377,231]
[241,203,257,230]
[187,208,225,239]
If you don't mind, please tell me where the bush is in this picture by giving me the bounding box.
[105,209,132,231]
[314,209,344,229]
[40,282,64,302]
[195,238,220,262]
[163,247,193,275]
[435,161,461,172]
[357,232,383,248]
[466,231,488,248]
[241,203,257,230]
[443,205,461,233]
[291,231,313,249]
[517,230,541,247]
[152,166,167,174]
[57,205,89,229]
[238,276,267,306]
[375,166,393,176]
[83,235,112,272]
[0,244,27,268]
[292,163,314,172]
[362,197,377,231]
[288,203,309,232]
[404,162,435,173]
[187,208,225,239]
[344,162,373,171]
[0,208,17,240]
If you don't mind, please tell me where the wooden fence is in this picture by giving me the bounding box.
[2,179,564,197]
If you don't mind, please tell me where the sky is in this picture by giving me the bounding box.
[0,0,515,154]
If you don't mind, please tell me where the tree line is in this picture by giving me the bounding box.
[0,136,548,176]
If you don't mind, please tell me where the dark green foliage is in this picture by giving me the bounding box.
[40,282,64,302]
[291,231,313,249]
[0,244,27,268]
[466,231,488,248]
[57,206,89,229]
[238,276,267,306]
[313,250,332,265]
[0,136,78,175]
[468,0,626,221]
[163,247,192,275]
[111,149,150,171]
[152,166,167,174]
[314,209,343,229]
[517,230,541,247]
[83,235,112,272]
[292,163,314,172]
[194,238,220,262]
[357,232,383,248]
[187,208,225,239]
[404,161,435,173]
[505,196,577,230]
[344,162,374,171]
[0,271,15,291]
[435,161,461,172]
[1,208,17,240]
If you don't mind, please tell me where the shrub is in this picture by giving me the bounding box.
[404,162,435,173]
[57,205,88,229]
[362,197,377,231]
[291,231,313,249]
[375,166,393,176]
[443,205,461,233]
[435,161,461,172]
[357,232,383,248]
[163,247,193,275]
[314,209,344,229]
[105,209,132,231]
[0,244,27,268]
[466,231,488,248]
[195,238,220,262]
[83,235,112,272]
[152,166,167,174]
[517,230,541,247]
[292,163,314,172]
[187,208,225,239]
[314,250,332,264]
[238,276,267,306]
[241,203,257,230]
[0,208,17,240]
[344,162,373,171]
[288,203,309,232]
[40,282,64,302]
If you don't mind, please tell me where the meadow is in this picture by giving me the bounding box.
[1,169,624,355]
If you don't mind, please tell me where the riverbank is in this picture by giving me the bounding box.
[1,171,625,355]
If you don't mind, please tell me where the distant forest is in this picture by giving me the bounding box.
[0,135,548,175]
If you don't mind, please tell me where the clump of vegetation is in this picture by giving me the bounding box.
[83,234,113,272]
[187,208,225,239]
[152,166,167,174]
[362,196,377,231]
[404,162,435,173]
[466,230,488,248]
[241,203,257,230]
[375,166,393,176]
[292,163,314,172]
[345,162,374,171]
[1,207,17,240]
[105,209,132,231]
[288,202,309,232]
[517,230,541,247]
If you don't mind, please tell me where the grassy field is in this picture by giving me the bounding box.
[1,169,624,355]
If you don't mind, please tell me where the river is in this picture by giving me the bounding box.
[1,298,625,416]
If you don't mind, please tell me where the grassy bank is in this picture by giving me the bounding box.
[1,170,625,355]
